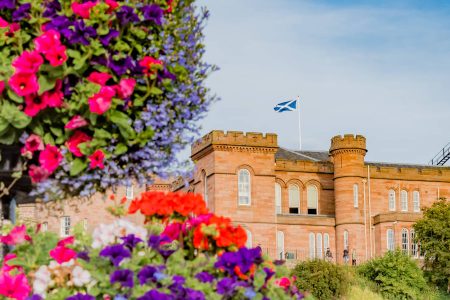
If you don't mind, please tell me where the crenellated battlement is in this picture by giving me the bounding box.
[330,134,367,154]
[191,130,278,158]
[367,163,450,182]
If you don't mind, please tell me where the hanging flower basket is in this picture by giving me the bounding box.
[0,0,214,200]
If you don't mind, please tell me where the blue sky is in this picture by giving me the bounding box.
[193,0,450,164]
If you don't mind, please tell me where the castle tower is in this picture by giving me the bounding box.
[330,134,367,264]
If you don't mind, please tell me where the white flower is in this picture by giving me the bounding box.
[92,223,115,248]
[72,266,91,287]
[33,265,51,296]
[92,219,147,248]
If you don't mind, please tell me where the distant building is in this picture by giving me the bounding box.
[16,131,450,264]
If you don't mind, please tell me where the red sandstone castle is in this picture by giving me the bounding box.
[18,131,450,264]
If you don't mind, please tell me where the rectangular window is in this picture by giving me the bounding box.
[83,218,88,231]
[387,229,394,251]
[410,230,418,257]
[316,233,323,259]
[42,222,48,232]
[275,183,282,214]
[238,170,251,206]
[126,186,134,199]
[288,185,300,215]
[389,190,396,211]
[307,186,318,215]
[413,191,420,212]
[401,190,408,212]
[60,216,71,237]
[309,233,315,259]
[401,229,409,254]
[353,184,359,208]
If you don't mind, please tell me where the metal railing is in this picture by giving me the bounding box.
[429,142,450,166]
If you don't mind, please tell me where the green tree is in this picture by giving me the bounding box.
[414,198,450,292]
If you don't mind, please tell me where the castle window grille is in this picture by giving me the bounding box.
[413,191,420,212]
[353,184,359,208]
[309,233,315,259]
[238,169,251,205]
[275,183,282,214]
[401,228,409,254]
[307,185,318,215]
[317,233,323,259]
[343,230,349,250]
[277,231,285,260]
[245,228,252,248]
[60,216,71,237]
[410,230,418,257]
[401,190,408,212]
[388,190,396,211]
[288,184,300,214]
[387,229,394,251]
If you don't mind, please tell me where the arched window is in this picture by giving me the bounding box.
[410,229,418,257]
[401,228,409,254]
[238,169,251,205]
[288,184,300,214]
[60,216,71,237]
[309,233,315,259]
[276,231,284,260]
[353,184,359,208]
[317,233,323,259]
[387,229,394,251]
[324,233,330,251]
[413,191,420,212]
[307,185,318,215]
[275,183,282,214]
[400,190,408,212]
[343,230,349,251]
[245,228,252,248]
[388,189,396,211]
[203,172,208,207]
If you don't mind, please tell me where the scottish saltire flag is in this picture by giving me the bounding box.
[273,99,297,112]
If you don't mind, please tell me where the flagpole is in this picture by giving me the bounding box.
[297,96,302,150]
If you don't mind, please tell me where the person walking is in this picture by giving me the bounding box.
[343,248,349,264]
[325,248,333,262]
[352,248,357,266]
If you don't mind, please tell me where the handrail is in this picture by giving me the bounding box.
[429,142,450,166]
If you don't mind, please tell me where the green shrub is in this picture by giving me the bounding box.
[291,259,353,300]
[358,250,428,299]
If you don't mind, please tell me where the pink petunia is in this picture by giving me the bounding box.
[28,165,50,183]
[88,149,105,169]
[24,94,47,117]
[88,86,116,115]
[24,134,44,153]
[71,1,97,19]
[1,253,23,274]
[65,115,88,130]
[105,0,119,12]
[139,56,163,75]
[87,71,112,85]
[0,225,31,246]
[41,79,63,108]
[12,51,44,74]
[0,272,31,300]
[44,44,67,66]
[57,236,75,247]
[38,144,63,173]
[67,131,92,157]
[0,81,4,94]
[49,245,77,264]
[115,78,136,99]
[34,30,61,54]
[8,73,39,97]
[162,222,182,241]
[0,16,7,27]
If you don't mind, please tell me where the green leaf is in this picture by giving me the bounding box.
[67,49,81,59]
[149,87,163,95]
[11,110,31,129]
[11,171,22,179]
[6,89,23,103]
[78,142,91,156]
[38,75,56,95]
[94,128,112,139]
[110,111,137,139]
[0,116,9,136]
[0,127,18,145]
[114,143,128,155]
[30,122,44,136]
[70,158,87,176]
[50,127,63,137]
[133,97,145,107]
[89,113,98,126]
[43,132,55,145]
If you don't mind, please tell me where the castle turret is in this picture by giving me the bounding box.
[330,134,367,263]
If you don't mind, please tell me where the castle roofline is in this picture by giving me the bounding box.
[276,147,330,162]
[366,161,450,170]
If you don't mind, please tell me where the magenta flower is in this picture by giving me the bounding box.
[49,245,77,264]
[67,131,92,157]
[139,56,163,75]
[8,73,39,96]
[24,134,44,153]
[28,165,50,183]
[71,1,97,19]
[45,44,67,66]
[0,80,4,94]
[0,272,31,300]
[12,51,43,73]
[87,71,112,85]
[88,86,116,114]
[115,78,136,99]
[65,115,88,130]
[34,30,61,53]
[41,79,63,107]
[38,144,63,173]
[0,225,32,246]
[88,149,105,169]
[24,95,46,117]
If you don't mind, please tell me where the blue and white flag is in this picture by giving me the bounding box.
[273,99,297,112]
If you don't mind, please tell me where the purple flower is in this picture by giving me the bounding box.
[26,295,43,300]
[64,20,97,45]
[264,267,275,282]
[137,290,172,300]
[116,6,139,26]
[99,244,131,266]
[0,0,15,10]
[77,251,90,262]
[148,235,175,260]
[195,272,214,283]
[142,4,163,25]
[45,16,72,35]
[216,278,234,296]
[43,0,61,17]
[121,234,142,250]
[244,288,257,299]
[185,289,205,300]
[137,265,164,285]
[158,69,176,82]
[110,269,134,288]
[99,29,119,46]
[215,248,263,276]
[12,3,31,21]
[108,56,137,77]
[66,294,95,300]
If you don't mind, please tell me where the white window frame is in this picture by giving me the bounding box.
[410,229,418,258]
[324,233,330,251]
[400,190,408,212]
[343,230,349,251]
[307,185,319,215]
[353,184,359,208]
[401,228,409,254]
[203,172,208,207]
[238,169,251,206]
[126,186,134,199]
[388,189,396,211]
[245,228,252,248]
[60,216,71,237]
[288,184,300,214]
[317,233,323,259]
[387,229,394,251]
[309,233,316,259]
[413,191,420,212]
[276,231,285,260]
[42,222,48,232]
[275,183,282,214]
